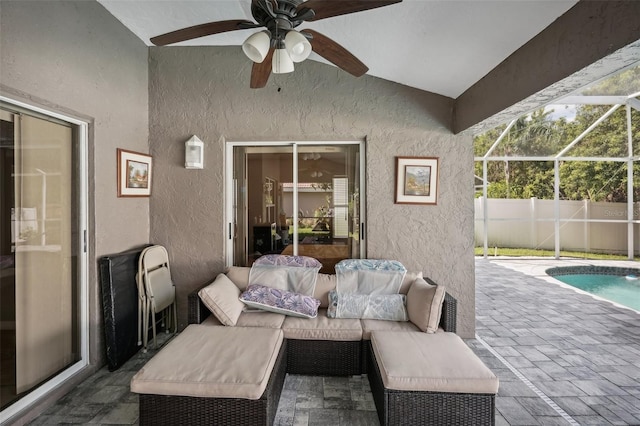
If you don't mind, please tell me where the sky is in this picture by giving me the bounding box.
[544,104,577,122]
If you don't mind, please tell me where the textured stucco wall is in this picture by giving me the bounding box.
[1,0,149,255]
[1,1,148,422]
[149,47,475,337]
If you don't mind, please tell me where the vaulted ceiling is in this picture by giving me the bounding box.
[98,0,577,98]
[97,0,640,133]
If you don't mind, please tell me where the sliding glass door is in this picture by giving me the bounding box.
[1,101,87,418]
[226,142,365,273]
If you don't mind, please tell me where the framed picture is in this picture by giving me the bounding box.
[395,156,439,205]
[117,148,152,197]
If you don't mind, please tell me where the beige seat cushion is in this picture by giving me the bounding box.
[131,326,283,400]
[200,315,222,326]
[371,331,499,394]
[237,311,286,328]
[282,309,362,341]
[199,313,284,329]
[361,318,419,340]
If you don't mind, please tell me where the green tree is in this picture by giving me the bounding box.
[475,109,564,199]
[475,65,640,202]
[559,100,639,202]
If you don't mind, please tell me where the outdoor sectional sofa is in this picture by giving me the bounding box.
[131,258,499,425]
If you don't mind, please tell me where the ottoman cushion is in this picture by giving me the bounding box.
[131,325,283,400]
[371,331,498,394]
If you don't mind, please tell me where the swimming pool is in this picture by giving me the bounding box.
[546,266,640,311]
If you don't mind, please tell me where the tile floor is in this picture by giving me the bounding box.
[24,258,640,425]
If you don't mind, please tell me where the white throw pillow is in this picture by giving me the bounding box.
[248,266,288,291]
[335,259,406,295]
[249,255,321,296]
[327,290,408,321]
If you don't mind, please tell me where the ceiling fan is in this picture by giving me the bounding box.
[150,0,402,88]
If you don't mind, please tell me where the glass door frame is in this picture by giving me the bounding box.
[224,140,366,268]
[0,96,89,422]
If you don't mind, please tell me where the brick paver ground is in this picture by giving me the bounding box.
[471,258,640,426]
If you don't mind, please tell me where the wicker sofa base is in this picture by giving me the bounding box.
[139,340,287,426]
[286,339,361,376]
[368,342,495,426]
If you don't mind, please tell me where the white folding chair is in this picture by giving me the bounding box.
[136,246,154,349]
[139,245,177,350]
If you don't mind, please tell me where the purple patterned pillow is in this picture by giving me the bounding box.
[239,284,321,318]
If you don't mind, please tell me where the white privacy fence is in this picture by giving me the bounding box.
[473,84,640,259]
[475,197,640,256]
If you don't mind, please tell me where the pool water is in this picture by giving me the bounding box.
[553,273,640,311]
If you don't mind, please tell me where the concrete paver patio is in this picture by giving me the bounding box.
[473,258,640,426]
[23,258,640,425]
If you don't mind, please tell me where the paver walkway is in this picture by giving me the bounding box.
[472,258,640,426]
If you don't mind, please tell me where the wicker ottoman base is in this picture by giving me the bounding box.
[368,341,495,426]
[139,340,287,426]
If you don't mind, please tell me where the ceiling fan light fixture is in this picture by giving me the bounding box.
[284,30,312,62]
[242,30,271,63]
[150,0,402,88]
[272,48,294,74]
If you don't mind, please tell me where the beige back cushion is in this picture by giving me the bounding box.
[406,277,445,333]
[226,266,251,290]
[198,273,245,326]
[399,271,423,294]
[314,273,337,307]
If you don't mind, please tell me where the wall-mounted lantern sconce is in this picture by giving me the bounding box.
[185,135,204,169]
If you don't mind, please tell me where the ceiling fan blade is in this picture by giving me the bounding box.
[151,19,256,46]
[250,48,275,88]
[296,0,401,21]
[302,29,368,77]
